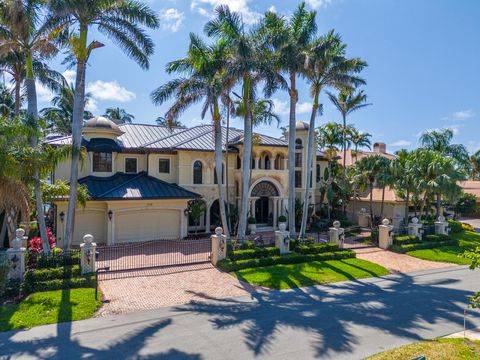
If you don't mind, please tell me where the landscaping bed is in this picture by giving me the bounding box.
[365,338,480,360]
[389,234,458,254]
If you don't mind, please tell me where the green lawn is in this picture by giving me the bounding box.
[366,338,480,360]
[235,258,390,289]
[0,288,101,332]
[407,230,480,265]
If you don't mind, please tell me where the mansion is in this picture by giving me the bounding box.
[48,117,397,245]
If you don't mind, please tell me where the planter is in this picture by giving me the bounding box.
[248,223,257,234]
[278,222,287,231]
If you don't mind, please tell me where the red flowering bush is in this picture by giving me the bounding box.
[28,227,56,253]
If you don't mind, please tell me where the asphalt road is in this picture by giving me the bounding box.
[1,266,479,359]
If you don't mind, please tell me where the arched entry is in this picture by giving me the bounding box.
[209,200,220,230]
[250,181,280,226]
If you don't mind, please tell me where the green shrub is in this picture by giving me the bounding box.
[296,243,340,254]
[289,237,315,251]
[23,265,82,283]
[36,251,80,269]
[278,215,287,223]
[447,220,463,234]
[217,250,356,272]
[393,235,420,245]
[229,247,280,261]
[0,262,9,297]
[423,234,451,242]
[21,274,96,295]
[390,240,458,253]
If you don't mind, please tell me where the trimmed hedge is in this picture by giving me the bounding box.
[423,234,451,242]
[390,240,458,253]
[23,265,82,283]
[447,220,463,234]
[296,243,340,255]
[394,235,420,245]
[36,251,80,269]
[21,274,96,295]
[229,247,280,261]
[288,238,315,251]
[217,250,356,272]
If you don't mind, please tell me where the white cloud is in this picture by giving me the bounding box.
[452,109,475,120]
[85,98,98,113]
[272,98,312,116]
[159,8,185,32]
[190,0,261,24]
[86,80,136,102]
[62,69,76,85]
[36,83,55,103]
[391,140,411,147]
[305,0,333,9]
[297,102,312,114]
[268,5,277,13]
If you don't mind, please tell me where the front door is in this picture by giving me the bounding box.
[255,197,269,225]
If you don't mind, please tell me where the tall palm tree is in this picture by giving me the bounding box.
[155,116,184,128]
[205,5,285,240]
[48,0,159,249]
[233,96,280,128]
[104,107,135,124]
[298,31,366,238]
[375,157,393,219]
[41,83,93,135]
[0,84,15,117]
[151,34,232,239]
[0,0,65,253]
[260,3,317,236]
[470,150,480,180]
[348,127,371,162]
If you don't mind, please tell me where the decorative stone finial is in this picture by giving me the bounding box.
[412,217,418,224]
[382,218,390,226]
[360,208,366,213]
[438,215,445,222]
[278,223,287,232]
[333,220,341,229]
[83,234,94,244]
[215,227,223,236]
[16,228,25,238]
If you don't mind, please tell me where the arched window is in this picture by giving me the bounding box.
[193,160,203,184]
[274,154,284,170]
[295,138,303,149]
[214,164,224,184]
[265,155,271,170]
[295,139,303,167]
[236,155,241,169]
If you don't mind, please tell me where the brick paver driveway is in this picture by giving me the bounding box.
[96,263,254,316]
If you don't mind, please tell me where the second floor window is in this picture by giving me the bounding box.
[316,164,321,183]
[93,152,112,172]
[125,158,137,173]
[159,158,170,173]
[193,160,203,184]
[295,170,302,188]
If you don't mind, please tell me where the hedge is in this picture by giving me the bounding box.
[288,238,315,251]
[35,251,80,269]
[296,243,340,255]
[217,250,356,272]
[423,234,451,242]
[21,274,96,295]
[390,240,458,253]
[393,235,420,245]
[23,265,82,283]
[447,220,463,234]
[229,247,280,261]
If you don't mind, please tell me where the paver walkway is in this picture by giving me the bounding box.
[97,263,254,316]
[352,246,455,273]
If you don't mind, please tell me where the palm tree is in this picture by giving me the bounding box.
[0,0,66,253]
[348,127,372,162]
[470,150,480,180]
[205,5,285,240]
[151,34,232,239]
[48,0,159,249]
[376,157,393,219]
[104,107,135,124]
[0,84,15,117]
[41,83,93,135]
[233,97,280,128]
[260,3,317,236]
[298,31,366,238]
[155,116,184,128]
[391,149,416,225]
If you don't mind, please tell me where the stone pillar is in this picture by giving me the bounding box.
[392,213,403,233]
[408,217,423,240]
[6,228,26,280]
[275,223,290,254]
[357,208,371,228]
[329,220,345,249]
[211,227,227,266]
[255,157,260,169]
[272,197,278,229]
[379,218,394,249]
[435,216,450,235]
[80,234,97,275]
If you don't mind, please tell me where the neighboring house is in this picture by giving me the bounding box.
[49,118,329,245]
[459,181,480,211]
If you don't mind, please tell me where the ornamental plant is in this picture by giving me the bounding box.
[28,227,56,253]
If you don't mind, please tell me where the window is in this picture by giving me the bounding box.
[295,152,302,167]
[295,170,302,188]
[316,164,321,183]
[193,161,203,184]
[265,155,271,170]
[124,158,137,173]
[92,152,112,172]
[214,164,224,184]
[158,158,170,174]
[295,138,303,149]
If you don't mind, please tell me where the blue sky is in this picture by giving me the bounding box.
[37,0,480,153]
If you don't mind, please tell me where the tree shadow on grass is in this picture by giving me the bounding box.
[177,270,480,358]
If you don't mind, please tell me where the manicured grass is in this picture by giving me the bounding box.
[407,230,480,265]
[0,288,101,332]
[366,338,480,360]
[235,258,389,289]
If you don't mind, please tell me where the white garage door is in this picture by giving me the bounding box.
[73,210,107,245]
[115,210,180,243]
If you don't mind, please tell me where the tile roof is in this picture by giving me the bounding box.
[78,172,200,200]
[460,181,480,199]
[47,123,288,151]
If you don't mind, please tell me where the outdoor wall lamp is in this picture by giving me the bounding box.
[108,210,113,221]
[59,212,65,223]
[184,209,191,217]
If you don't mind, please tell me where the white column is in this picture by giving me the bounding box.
[211,227,227,266]
[329,221,345,249]
[7,229,26,280]
[379,219,394,249]
[80,234,97,275]
[275,223,290,254]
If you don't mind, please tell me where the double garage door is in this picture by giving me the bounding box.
[73,209,181,245]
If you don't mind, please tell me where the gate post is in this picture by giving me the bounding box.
[211,227,226,266]
[7,229,26,280]
[80,234,97,275]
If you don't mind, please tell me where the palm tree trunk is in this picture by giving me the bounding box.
[64,26,88,249]
[404,189,410,225]
[369,182,374,227]
[14,75,21,116]
[380,186,385,219]
[225,97,230,232]
[299,91,318,238]
[436,193,441,218]
[213,103,230,240]
[0,213,7,247]
[419,193,428,221]
[25,53,50,254]
[287,71,297,236]
[237,75,252,240]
